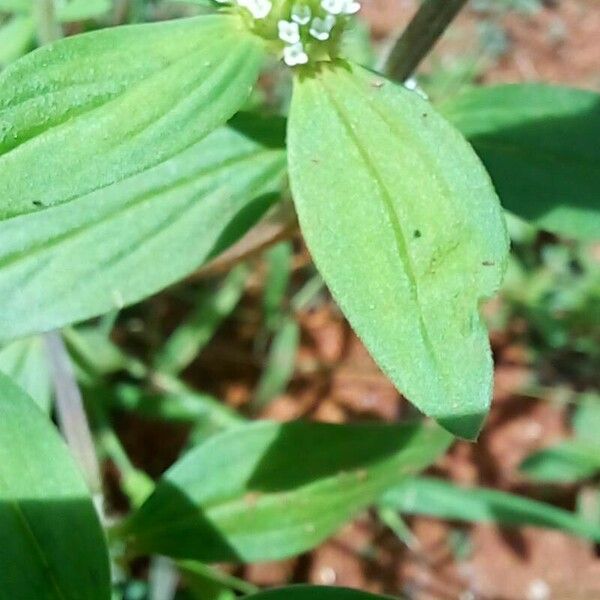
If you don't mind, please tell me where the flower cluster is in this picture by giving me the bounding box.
[217,0,361,67]
[277,0,360,66]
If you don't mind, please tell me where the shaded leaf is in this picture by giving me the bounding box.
[288,63,508,439]
[122,420,451,562]
[0,110,285,342]
[442,84,600,240]
[520,440,600,483]
[251,316,299,412]
[56,0,112,22]
[0,15,33,65]
[0,16,271,341]
[0,372,110,599]
[0,336,52,411]
[573,393,600,444]
[248,587,392,600]
[155,265,249,375]
[381,476,600,542]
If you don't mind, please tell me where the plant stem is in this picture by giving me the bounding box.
[384,0,469,83]
[44,332,103,499]
[35,0,62,45]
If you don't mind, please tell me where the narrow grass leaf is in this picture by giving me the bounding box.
[381,476,600,542]
[520,440,600,483]
[155,265,249,375]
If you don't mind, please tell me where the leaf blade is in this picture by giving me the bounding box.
[441,84,600,240]
[381,476,600,543]
[0,372,110,599]
[288,63,508,438]
[123,420,451,563]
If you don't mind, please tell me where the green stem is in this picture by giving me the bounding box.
[44,332,102,497]
[384,0,469,83]
[35,0,62,46]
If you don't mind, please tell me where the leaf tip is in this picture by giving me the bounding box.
[436,410,488,442]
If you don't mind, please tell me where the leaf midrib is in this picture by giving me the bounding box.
[318,75,445,394]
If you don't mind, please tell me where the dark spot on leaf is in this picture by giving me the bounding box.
[422,112,428,118]
[310,157,320,164]
[482,260,495,266]
[413,229,422,239]
[32,200,44,207]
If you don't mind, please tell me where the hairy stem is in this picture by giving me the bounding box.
[44,332,102,499]
[384,0,469,83]
[35,0,62,45]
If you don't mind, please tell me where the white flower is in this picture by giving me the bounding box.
[239,0,272,19]
[321,0,345,15]
[309,14,336,40]
[283,42,309,66]
[278,20,301,44]
[291,3,311,25]
[341,0,360,14]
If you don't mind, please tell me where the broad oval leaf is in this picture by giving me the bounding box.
[0,372,110,599]
[0,114,286,343]
[441,84,600,241]
[121,420,451,563]
[0,15,264,220]
[288,63,509,439]
[249,587,392,599]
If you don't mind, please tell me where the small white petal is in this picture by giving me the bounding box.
[342,0,360,13]
[283,42,309,66]
[278,20,301,44]
[239,0,272,19]
[309,15,336,40]
[291,3,311,25]
[321,0,344,15]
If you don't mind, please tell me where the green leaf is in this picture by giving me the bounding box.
[288,63,508,439]
[56,0,112,22]
[381,476,600,542]
[113,378,243,441]
[155,265,249,375]
[0,372,110,599]
[520,440,600,483]
[251,316,299,411]
[0,16,261,220]
[248,587,392,600]
[441,84,600,240]
[0,15,33,65]
[0,108,286,342]
[573,393,600,444]
[0,16,272,341]
[122,420,451,563]
[0,0,30,13]
[0,336,52,411]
